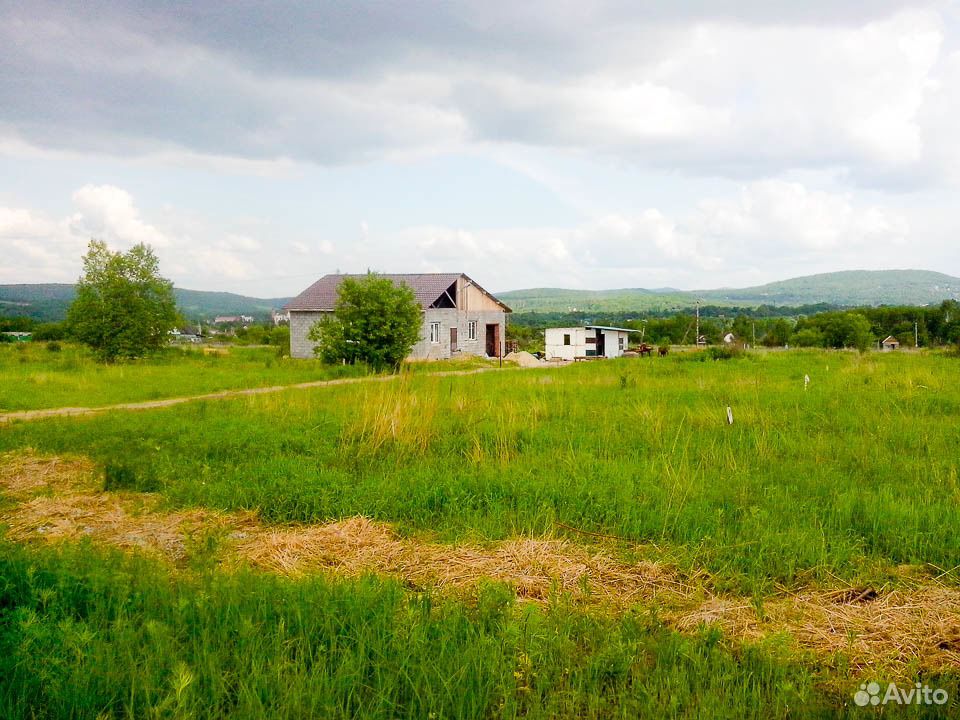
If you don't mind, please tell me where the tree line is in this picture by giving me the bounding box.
[508,301,960,351]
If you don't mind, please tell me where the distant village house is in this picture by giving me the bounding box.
[213,315,253,325]
[544,326,631,361]
[880,335,900,351]
[285,273,511,361]
[1,331,32,342]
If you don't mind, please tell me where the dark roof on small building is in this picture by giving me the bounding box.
[881,335,900,345]
[285,273,510,312]
[586,325,632,333]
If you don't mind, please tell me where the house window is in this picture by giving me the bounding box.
[563,334,571,346]
[429,322,441,343]
[467,321,477,341]
[618,336,625,349]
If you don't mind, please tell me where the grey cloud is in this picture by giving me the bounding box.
[0,0,950,184]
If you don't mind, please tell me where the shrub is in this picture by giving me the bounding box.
[683,346,745,362]
[309,273,421,371]
[45,341,62,352]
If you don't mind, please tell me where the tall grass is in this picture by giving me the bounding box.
[0,541,848,719]
[2,351,959,590]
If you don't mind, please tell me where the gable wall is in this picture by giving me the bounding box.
[458,277,505,312]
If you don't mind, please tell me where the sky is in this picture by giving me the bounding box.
[2,1,960,297]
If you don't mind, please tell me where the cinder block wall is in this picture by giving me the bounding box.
[289,311,327,358]
[409,309,506,360]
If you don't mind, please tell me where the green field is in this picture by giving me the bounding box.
[0,343,372,412]
[1,349,958,717]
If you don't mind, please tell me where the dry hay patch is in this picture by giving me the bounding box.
[237,518,677,605]
[0,450,257,560]
[3,451,960,673]
[0,451,97,497]
[673,585,960,673]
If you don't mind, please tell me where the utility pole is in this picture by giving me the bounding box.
[752,322,756,348]
[695,300,700,346]
[915,320,919,347]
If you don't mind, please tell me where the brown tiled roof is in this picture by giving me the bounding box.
[285,273,509,312]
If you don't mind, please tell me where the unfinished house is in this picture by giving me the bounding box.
[544,326,632,361]
[286,273,511,360]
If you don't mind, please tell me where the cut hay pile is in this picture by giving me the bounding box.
[674,586,960,671]
[239,517,678,604]
[2,451,959,673]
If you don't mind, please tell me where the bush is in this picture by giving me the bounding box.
[707,345,745,360]
[791,328,825,348]
[45,341,62,352]
[32,322,67,341]
[309,273,421,371]
[681,346,745,362]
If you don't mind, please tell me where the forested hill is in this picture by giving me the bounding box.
[5,269,960,321]
[0,284,291,322]
[498,270,960,312]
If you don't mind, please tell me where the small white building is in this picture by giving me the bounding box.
[544,326,632,361]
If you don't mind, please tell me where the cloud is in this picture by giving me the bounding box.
[2,3,955,186]
[332,180,911,290]
[0,178,924,292]
[69,185,170,248]
[0,206,86,283]
[0,185,276,289]
[1,4,955,294]
[692,180,909,256]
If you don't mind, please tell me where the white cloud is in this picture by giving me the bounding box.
[0,207,58,239]
[0,185,283,290]
[69,184,170,248]
[693,180,909,255]
[0,177,929,292]
[221,234,261,252]
[332,179,911,290]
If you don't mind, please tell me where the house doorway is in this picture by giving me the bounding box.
[450,327,458,353]
[485,323,500,357]
[595,330,605,357]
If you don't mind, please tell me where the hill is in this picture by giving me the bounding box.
[696,269,960,306]
[499,269,960,313]
[6,270,959,321]
[0,284,291,323]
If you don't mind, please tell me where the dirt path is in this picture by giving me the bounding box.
[3,452,958,675]
[0,367,506,424]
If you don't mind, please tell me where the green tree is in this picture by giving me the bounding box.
[791,327,826,348]
[66,240,177,361]
[763,318,793,347]
[826,312,873,350]
[308,273,422,371]
[730,314,753,343]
